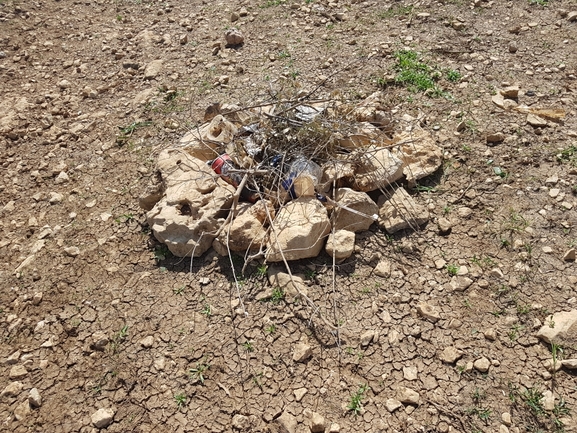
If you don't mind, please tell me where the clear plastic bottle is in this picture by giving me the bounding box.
[282,156,322,198]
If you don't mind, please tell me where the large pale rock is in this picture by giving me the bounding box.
[325,230,355,260]
[0,97,29,138]
[351,91,392,128]
[347,146,404,192]
[332,188,379,232]
[144,59,163,79]
[335,122,384,150]
[91,408,115,429]
[266,197,331,262]
[14,400,30,421]
[179,115,238,161]
[392,129,443,186]
[536,310,577,346]
[378,187,429,233]
[146,149,235,257]
[293,342,312,362]
[1,381,23,397]
[396,386,420,405]
[439,346,463,364]
[267,268,308,299]
[218,201,275,252]
[275,412,297,433]
[308,412,326,433]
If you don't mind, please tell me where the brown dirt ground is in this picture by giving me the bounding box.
[1,0,577,432]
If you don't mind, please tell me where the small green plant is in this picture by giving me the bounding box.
[117,121,152,144]
[378,5,413,19]
[173,286,186,295]
[446,263,459,276]
[260,0,285,8]
[557,145,577,165]
[467,407,491,423]
[242,341,254,352]
[154,245,171,261]
[115,213,134,223]
[393,50,436,93]
[446,69,462,82]
[269,287,285,304]
[551,342,563,371]
[347,384,369,416]
[304,269,317,280]
[523,388,546,417]
[255,264,268,278]
[201,304,212,317]
[189,361,210,385]
[174,393,187,409]
[278,50,291,59]
[265,324,276,334]
[517,304,530,315]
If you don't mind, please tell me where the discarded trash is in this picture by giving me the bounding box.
[513,105,566,119]
[210,154,259,203]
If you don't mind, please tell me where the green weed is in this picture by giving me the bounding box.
[446,263,459,276]
[347,384,369,416]
[189,361,210,385]
[378,5,413,19]
[174,393,186,409]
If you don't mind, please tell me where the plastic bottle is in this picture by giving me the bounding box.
[282,156,323,199]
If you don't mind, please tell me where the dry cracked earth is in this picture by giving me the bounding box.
[1,0,577,432]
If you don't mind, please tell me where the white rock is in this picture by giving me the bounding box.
[146,149,235,257]
[6,350,20,364]
[536,310,577,346]
[140,336,154,348]
[396,386,420,405]
[49,192,63,204]
[360,330,376,346]
[275,412,297,433]
[385,398,403,412]
[217,201,274,252]
[563,249,576,261]
[9,365,28,380]
[54,171,69,184]
[267,268,308,299]
[64,246,80,257]
[1,381,23,397]
[232,414,250,430]
[325,230,355,260]
[266,197,331,262]
[373,260,391,278]
[308,412,326,433]
[294,388,308,402]
[439,346,463,364]
[501,412,512,426]
[473,357,491,373]
[378,187,429,234]
[293,342,312,363]
[416,302,441,322]
[541,390,555,411]
[91,408,115,428]
[561,359,577,369]
[349,147,403,192]
[29,388,42,407]
[144,60,163,79]
[403,366,418,381]
[392,129,443,186]
[332,188,378,232]
[14,400,31,420]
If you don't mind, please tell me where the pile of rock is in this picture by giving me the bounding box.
[140,92,443,261]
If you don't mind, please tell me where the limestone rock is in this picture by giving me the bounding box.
[91,408,115,428]
[473,357,491,373]
[541,390,555,411]
[225,28,244,46]
[486,132,505,143]
[385,398,403,412]
[396,386,420,405]
[378,187,429,234]
[563,248,576,261]
[146,149,235,257]
[266,197,331,262]
[347,146,404,192]
[437,217,452,235]
[9,365,28,380]
[1,381,23,397]
[29,388,42,408]
[416,301,441,322]
[373,260,391,278]
[308,412,326,433]
[439,346,463,364]
[293,342,312,363]
[294,388,308,402]
[325,230,355,260]
[144,60,163,79]
[14,400,31,421]
[275,412,297,433]
[536,310,577,346]
[332,188,378,232]
[392,129,443,186]
[500,86,519,99]
[232,414,250,430]
[140,336,154,348]
[561,359,577,370]
[360,330,376,346]
[450,276,473,292]
[267,268,308,299]
[218,201,275,252]
[527,113,548,127]
[178,115,237,161]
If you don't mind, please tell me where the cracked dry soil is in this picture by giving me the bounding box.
[1,0,577,432]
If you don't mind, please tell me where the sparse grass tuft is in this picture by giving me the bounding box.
[347,384,369,416]
[446,263,459,276]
